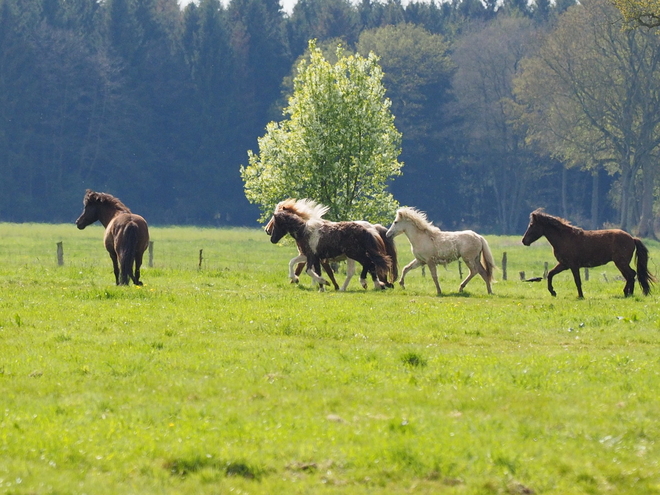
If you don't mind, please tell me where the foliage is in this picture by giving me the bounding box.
[513,0,660,236]
[1,223,660,493]
[613,0,660,27]
[241,40,402,223]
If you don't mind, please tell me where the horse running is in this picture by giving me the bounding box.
[268,208,392,291]
[386,207,495,295]
[75,189,149,286]
[522,208,655,298]
[265,199,397,290]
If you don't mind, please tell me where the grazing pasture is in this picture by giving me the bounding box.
[0,223,659,494]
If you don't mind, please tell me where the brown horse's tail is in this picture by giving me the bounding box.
[366,234,392,280]
[479,235,496,283]
[119,222,139,285]
[634,238,655,295]
[374,224,398,284]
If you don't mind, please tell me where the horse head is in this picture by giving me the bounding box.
[75,190,101,229]
[269,211,306,244]
[522,209,545,246]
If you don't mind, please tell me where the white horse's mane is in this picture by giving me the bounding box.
[274,198,329,221]
[396,207,441,234]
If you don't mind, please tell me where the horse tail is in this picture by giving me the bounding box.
[479,235,496,283]
[120,221,139,285]
[375,224,398,283]
[634,238,655,295]
[367,233,392,276]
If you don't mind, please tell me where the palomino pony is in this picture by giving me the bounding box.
[268,209,392,291]
[265,199,398,290]
[75,189,149,286]
[522,208,655,298]
[386,207,496,295]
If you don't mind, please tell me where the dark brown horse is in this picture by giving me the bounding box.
[522,208,655,298]
[75,190,149,286]
[265,198,398,290]
[268,210,392,291]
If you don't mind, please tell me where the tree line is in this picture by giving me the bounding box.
[1,0,658,236]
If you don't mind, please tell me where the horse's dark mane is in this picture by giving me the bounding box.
[533,208,583,234]
[84,189,131,213]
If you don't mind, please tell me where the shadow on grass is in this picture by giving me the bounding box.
[164,456,265,480]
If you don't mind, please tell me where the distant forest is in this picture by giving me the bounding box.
[0,0,646,233]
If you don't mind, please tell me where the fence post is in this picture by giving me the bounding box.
[458,260,463,279]
[585,267,589,281]
[519,271,525,281]
[198,249,204,269]
[543,262,549,279]
[148,241,154,267]
[502,252,507,281]
[56,242,64,266]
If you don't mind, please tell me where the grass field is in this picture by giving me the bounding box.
[0,222,659,494]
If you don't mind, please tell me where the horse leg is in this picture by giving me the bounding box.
[340,259,356,291]
[359,264,369,289]
[289,254,306,283]
[427,263,442,295]
[570,267,584,299]
[463,257,493,294]
[321,260,340,291]
[365,262,386,290]
[614,259,636,296]
[109,251,120,285]
[305,256,328,290]
[133,251,144,286]
[458,259,479,293]
[399,259,424,289]
[547,263,568,297]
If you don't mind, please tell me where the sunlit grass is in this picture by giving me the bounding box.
[0,223,659,494]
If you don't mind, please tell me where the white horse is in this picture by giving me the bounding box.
[386,207,495,295]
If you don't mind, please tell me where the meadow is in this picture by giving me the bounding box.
[0,222,659,494]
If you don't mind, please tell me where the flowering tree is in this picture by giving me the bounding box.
[241,40,402,223]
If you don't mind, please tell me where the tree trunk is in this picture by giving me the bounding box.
[590,169,599,229]
[637,164,657,239]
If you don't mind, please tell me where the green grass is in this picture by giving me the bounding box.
[1,222,660,494]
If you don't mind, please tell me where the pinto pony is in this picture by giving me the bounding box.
[268,208,392,291]
[522,208,655,298]
[265,199,397,290]
[386,207,495,295]
[75,189,149,286]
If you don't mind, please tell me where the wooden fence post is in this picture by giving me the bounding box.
[502,252,507,281]
[198,249,204,269]
[148,241,154,267]
[458,260,463,279]
[585,267,589,281]
[56,242,64,266]
[543,262,549,279]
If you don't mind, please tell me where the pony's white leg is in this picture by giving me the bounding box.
[427,263,442,295]
[289,254,306,283]
[399,259,424,289]
[306,267,328,290]
[459,260,479,292]
[472,258,493,294]
[341,258,356,291]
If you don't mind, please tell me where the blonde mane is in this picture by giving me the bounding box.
[274,198,329,221]
[396,207,441,234]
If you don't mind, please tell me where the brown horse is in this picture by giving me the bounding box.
[75,190,149,286]
[265,199,398,290]
[268,209,392,291]
[522,208,655,298]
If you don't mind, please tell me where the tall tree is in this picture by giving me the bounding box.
[357,23,456,226]
[452,16,545,233]
[241,41,402,223]
[514,0,660,236]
